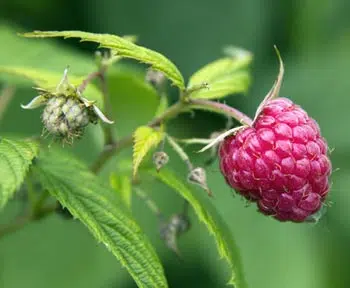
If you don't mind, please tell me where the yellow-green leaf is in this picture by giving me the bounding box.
[133,126,164,177]
[150,169,247,288]
[0,66,103,107]
[22,31,185,90]
[189,71,250,100]
[188,49,252,100]
[0,137,39,209]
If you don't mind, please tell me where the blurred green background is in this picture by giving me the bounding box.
[0,0,350,287]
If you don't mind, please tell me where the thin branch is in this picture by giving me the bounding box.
[0,86,15,122]
[78,71,101,93]
[189,98,253,126]
[166,135,193,171]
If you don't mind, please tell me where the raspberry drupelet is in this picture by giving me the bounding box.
[219,97,331,222]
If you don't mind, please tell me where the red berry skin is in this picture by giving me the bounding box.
[219,98,331,222]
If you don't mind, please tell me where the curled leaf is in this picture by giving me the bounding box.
[21,95,47,109]
[253,45,284,123]
[92,104,114,124]
[198,126,245,153]
[80,95,113,124]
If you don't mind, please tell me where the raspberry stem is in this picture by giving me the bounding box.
[166,135,193,170]
[78,65,115,145]
[90,98,251,173]
[189,99,253,126]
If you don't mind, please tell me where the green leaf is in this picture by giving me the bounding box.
[0,138,39,209]
[189,72,250,100]
[188,49,252,86]
[110,173,132,209]
[150,169,247,288]
[0,66,103,107]
[32,150,168,288]
[188,49,252,100]
[22,31,185,90]
[133,126,164,177]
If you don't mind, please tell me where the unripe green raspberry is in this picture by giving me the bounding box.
[21,68,113,142]
[42,96,93,139]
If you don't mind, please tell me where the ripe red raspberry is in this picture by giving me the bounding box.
[219,97,331,222]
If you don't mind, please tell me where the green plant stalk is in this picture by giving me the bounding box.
[189,98,253,126]
[90,98,252,173]
[166,135,193,170]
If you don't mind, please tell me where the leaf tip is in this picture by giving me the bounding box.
[20,95,47,110]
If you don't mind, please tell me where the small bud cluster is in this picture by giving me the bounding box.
[42,96,96,140]
[153,151,169,172]
[145,69,166,89]
[21,68,112,143]
[188,167,211,196]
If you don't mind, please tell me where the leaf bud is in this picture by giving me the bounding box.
[153,151,169,172]
[188,167,212,196]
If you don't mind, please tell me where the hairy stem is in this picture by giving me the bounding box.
[166,135,193,170]
[189,98,253,126]
[78,71,101,93]
[91,98,252,173]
